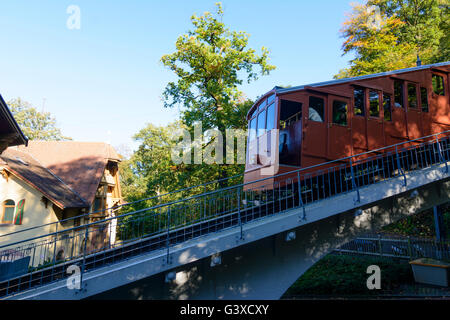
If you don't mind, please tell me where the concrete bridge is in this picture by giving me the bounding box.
[1,134,449,300]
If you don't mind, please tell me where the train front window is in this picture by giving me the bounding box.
[332,100,347,126]
[394,80,404,108]
[249,117,257,141]
[407,83,417,109]
[257,110,266,137]
[369,90,380,117]
[353,88,365,116]
[432,74,445,96]
[383,94,392,121]
[421,87,429,112]
[266,103,275,131]
[308,96,324,122]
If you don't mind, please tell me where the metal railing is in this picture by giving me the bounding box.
[335,234,450,261]
[1,131,450,298]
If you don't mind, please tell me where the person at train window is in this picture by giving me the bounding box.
[308,96,324,122]
[332,100,347,126]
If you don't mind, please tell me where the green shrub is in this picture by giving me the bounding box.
[283,254,414,297]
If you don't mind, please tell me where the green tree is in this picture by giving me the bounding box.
[160,2,275,184]
[8,98,71,141]
[335,0,448,78]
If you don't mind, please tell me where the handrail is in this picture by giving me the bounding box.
[1,130,450,297]
[1,129,449,250]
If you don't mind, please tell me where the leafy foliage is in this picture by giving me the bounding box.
[335,0,449,78]
[161,3,275,131]
[160,2,274,184]
[8,98,71,141]
[382,206,450,238]
[283,254,413,297]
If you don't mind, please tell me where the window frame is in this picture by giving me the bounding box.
[2,199,15,224]
[353,87,366,117]
[394,80,404,108]
[332,99,348,126]
[407,83,418,109]
[420,87,429,112]
[432,74,445,96]
[383,93,392,122]
[248,95,277,141]
[369,90,380,118]
[308,96,325,123]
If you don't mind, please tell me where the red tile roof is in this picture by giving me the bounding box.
[1,141,121,209]
[0,148,88,209]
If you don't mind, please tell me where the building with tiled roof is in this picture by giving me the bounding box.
[0,141,123,254]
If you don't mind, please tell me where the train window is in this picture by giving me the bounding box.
[266,103,275,131]
[369,90,380,117]
[383,94,392,121]
[432,74,445,96]
[280,100,302,129]
[249,117,257,142]
[258,99,267,111]
[394,80,404,108]
[257,111,266,137]
[353,88,365,116]
[332,100,347,126]
[421,87,429,112]
[407,83,418,109]
[308,96,324,122]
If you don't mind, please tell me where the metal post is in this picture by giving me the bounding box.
[395,146,407,186]
[378,235,383,257]
[297,171,306,220]
[435,136,448,173]
[50,223,58,281]
[237,188,243,239]
[407,236,412,259]
[350,159,360,203]
[79,224,89,291]
[433,205,446,242]
[166,206,171,264]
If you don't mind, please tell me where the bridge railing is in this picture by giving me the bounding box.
[1,131,450,297]
[335,234,450,261]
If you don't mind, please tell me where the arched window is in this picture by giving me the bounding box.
[2,200,15,224]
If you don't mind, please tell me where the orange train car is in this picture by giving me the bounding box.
[244,61,450,188]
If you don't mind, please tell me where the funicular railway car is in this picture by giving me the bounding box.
[243,62,450,207]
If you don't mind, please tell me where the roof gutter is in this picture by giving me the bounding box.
[0,94,28,147]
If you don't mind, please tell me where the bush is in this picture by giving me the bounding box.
[283,254,414,297]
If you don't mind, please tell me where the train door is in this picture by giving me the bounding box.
[302,94,327,166]
[367,89,385,150]
[351,86,368,154]
[328,95,352,159]
[279,99,302,167]
[430,72,449,134]
[419,85,432,136]
[391,79,408,142]
[406,82,422,140]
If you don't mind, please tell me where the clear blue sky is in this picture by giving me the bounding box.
[0,0,355,152]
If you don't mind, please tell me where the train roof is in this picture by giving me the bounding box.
[248,61,450,119]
